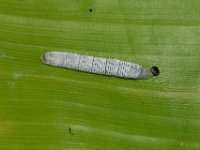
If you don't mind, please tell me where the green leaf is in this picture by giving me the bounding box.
[0,0,200,149]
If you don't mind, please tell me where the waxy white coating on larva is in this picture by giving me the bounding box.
[41,51,154,79]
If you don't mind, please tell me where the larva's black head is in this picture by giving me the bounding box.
[150,66,160,76]
[41,54,47,63]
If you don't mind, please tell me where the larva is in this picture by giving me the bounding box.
[41,51,160,79]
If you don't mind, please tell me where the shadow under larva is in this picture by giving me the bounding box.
[41,51,160,80]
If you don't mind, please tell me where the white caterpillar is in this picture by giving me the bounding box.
[41,51,160,79]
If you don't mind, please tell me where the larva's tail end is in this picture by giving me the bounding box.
[150,66,160,76]
[40,53,48,64]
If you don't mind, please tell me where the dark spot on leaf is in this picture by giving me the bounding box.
[89,8,93,12]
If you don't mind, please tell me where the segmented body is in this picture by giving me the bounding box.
[42,51,153,79]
